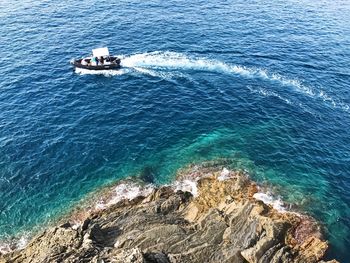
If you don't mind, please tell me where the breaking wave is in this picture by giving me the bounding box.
[0,233,29,255]
[253,192,287,212]
[94,182,154,211]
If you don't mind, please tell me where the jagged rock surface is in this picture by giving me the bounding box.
[0,165,337,263]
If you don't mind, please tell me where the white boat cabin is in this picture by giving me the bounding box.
[81,47,113,66]
[92,47,110,57]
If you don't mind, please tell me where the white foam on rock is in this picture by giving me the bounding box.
[218,167,231,181]
[0,243,12,255]
[17,235,28,250]
[0,233,29,255]
[173,179,198,197]
[253,192,286,212]
[95,182,154,211]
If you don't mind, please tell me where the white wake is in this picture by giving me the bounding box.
[75,51,349,113]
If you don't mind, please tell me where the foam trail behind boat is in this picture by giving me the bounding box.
[120,51,349,113]
[75,51,349,113]
[121,51,310,93]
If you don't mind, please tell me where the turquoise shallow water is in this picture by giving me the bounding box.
[1,0,350,261]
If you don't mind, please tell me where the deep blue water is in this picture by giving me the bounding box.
[1,0,350,260]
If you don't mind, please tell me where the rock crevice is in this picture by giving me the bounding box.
[0,164,337,263]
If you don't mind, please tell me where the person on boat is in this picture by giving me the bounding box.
[100,56,104,65]
[95,57,99,65]
[91,57,96,66]
[81,59,88,66]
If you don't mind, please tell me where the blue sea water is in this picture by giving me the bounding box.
[0,0,350,260]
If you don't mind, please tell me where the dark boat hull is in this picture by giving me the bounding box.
[72,58,121,70]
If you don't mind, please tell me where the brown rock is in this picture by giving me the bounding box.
[0,163,337,263]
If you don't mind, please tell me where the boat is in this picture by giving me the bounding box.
[71,47,121,70]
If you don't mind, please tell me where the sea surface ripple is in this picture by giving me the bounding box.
[0,0,350,261]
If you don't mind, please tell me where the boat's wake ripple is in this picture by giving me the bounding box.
[75,51,349,113]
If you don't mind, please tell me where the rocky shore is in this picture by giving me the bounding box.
[0,162,338,263]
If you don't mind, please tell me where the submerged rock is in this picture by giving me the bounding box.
[0,163,338,263]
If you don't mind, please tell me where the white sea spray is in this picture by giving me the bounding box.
[218,167,231,181]
[0,232,29,255]
[173,179,198,197]
[94,182,154,211]
[253,192,286,213]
